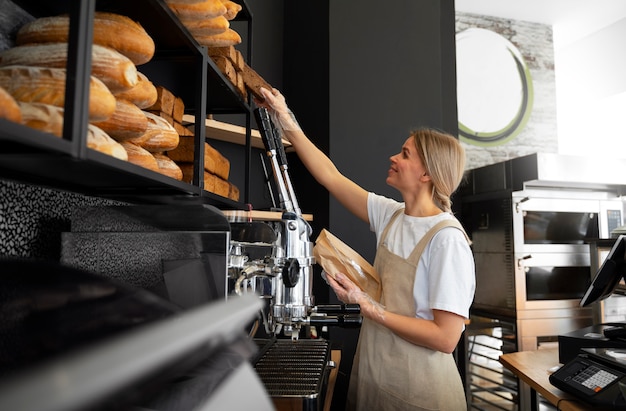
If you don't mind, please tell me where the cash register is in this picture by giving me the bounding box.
[550,235,626,408]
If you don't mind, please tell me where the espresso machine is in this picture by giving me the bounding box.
[228,108,361,342]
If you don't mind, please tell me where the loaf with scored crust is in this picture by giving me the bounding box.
[114,72,158,109]
[0,86,21,123]
[0,65,116,121]
[130,111,179,152]
[17,101,128,161]
[16,12,155,65]
[92,98,149,141]
[154,153,183,181]
[121,141,159,171]
[0,43,138,93]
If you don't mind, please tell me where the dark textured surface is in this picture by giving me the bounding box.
[0,180,124,261]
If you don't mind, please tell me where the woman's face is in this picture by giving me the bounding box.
[386,137,429,192]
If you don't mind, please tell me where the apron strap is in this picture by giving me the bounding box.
[379,207,405,244]
[407,219,470,265]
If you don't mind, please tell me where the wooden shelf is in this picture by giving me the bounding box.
[183,114,293,151]
[222,209,313,222]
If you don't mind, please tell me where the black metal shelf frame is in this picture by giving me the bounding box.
[2,0,254,208]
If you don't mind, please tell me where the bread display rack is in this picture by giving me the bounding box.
[0,0,253,208]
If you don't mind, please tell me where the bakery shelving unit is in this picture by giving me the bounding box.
[1,0,254,208]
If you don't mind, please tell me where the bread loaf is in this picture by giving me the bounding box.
[183,15,229,36]
[193,28,241,47]
[166,0,227,20]
[172,96,185,124]
[88,124,128,161]
[16,12,155,65]
[0,65,116,121]
[179,164,236,199]
[114,72,158,109]
[220,0,242,20]
[154,153,183,180]
[120,141,159,171]
[0,43,138,93]
[241,62,273,101]
[0,86,22,123]
[18,102,64,137]
[92,98,148,141]
[131,111,179,152]
[208,46,244,71]
[146,86,175,115]
[168,135,230,180]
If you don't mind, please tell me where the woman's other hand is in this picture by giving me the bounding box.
[326,272,385,321]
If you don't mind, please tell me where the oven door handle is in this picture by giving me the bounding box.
[517,254,532,267]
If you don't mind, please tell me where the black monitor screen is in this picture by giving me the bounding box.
[580,235,626,307]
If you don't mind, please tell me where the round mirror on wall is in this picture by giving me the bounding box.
[456,27,534,146]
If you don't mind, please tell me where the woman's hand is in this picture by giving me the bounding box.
[256,87,301,132]
[326,272,385,322]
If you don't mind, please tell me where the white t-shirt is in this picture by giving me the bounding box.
[367,193,475,320]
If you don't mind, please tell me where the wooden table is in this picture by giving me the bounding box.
[499,349,606,411]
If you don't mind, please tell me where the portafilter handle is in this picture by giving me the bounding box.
[309,314,362,328]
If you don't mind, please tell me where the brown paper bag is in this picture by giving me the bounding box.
[313,229,381,302]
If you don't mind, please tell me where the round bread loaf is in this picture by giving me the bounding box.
[0,43,138,93]
[0,86,22,123]
[114,72,158,109]
[132,111,180,152]
[92,98,149,141]
[0,65,116,122]
[16,12,155,65]
[120,141,159,171]
[154,153,183,181]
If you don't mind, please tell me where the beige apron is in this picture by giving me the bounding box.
[347,210,469,411]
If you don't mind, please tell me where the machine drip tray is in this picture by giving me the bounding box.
[253,338,332,410]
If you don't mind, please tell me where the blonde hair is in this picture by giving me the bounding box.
[411,128,465,212]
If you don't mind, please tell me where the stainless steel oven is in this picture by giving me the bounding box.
[458,153,626,410]
[512,190,623,313]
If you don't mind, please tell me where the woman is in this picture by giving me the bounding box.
[257,87,475,411]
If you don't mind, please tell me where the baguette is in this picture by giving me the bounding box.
[120,141,159,171]
[166,0,227,20]
[0,65,116,121]
[131,111,179,152]
[220,0,242,20]
[193,28,241,47]
[0,43,138,93]
[0,86,22,123]
[114,72,158,109]
[92,98,148,141]
[154,153,183,181]
[16,12,155,65]
[183,15,229,36]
